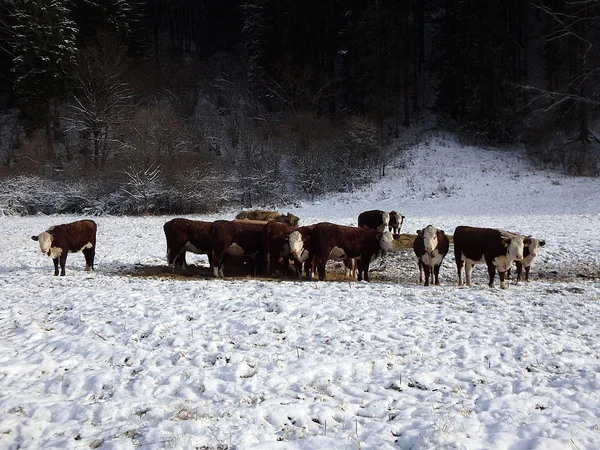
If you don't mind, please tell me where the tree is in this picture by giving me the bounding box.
[11,0,78,155]
[65,31,133,166]
[526,1,600,143]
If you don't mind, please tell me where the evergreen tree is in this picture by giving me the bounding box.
[11,0,78,143]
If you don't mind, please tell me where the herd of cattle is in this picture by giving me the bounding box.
[30,209,545,288]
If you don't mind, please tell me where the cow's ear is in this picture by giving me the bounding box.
[393,234,401,240]
[539,240,546,247]
[416,229,423,236]
[376,232,382,239]
[523,237,532,245]
[439,230,445,235]
[502,238,511,247]
[31,235,39,241]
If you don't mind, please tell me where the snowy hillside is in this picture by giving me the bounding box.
[1,133,599,450]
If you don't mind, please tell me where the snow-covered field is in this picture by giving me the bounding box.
[1,133,599,449]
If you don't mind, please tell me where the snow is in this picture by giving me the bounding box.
[1,133,599,450]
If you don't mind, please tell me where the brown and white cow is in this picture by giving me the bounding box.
[389,211,405,234]
[31,219,97,276]
[413,225,450,286]
[357,210,390,233]
[453,226,529,289]
[507,237,546,282]
[263,220,297,276]
[309,222,396,282]
[288,225,316,279]
[211,220,267,277]
[163,218,213,270]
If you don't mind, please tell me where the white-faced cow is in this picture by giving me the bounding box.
[211,220,267,278]
[288,225,316,279]
[163,218,213,270]
[31,219,97,276]
[263,220,297,276]
[357,210,390,233]
[310,222,396,281]
[507,237,546,282]
[389,211,405,234]
[453,226,529,289]
[413,225,450,286]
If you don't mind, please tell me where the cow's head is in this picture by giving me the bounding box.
[378,230,395,252]
[526,237,545,258]
[422,225,442,254]
[389,211,404,231]
[31,231,53,255]
[289,230,309,257]
[501,233,525,261]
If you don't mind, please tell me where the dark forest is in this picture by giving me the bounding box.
[0,0,599,215]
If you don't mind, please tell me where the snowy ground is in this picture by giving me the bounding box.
[1,133,599,450]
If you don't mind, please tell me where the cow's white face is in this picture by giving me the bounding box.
[289,230,306,258]
[527,238,545,259]
[36,232,54,255]
[381,212,390,227]
[503,233,524,261]
[379,230,394,252]
[422,225,438,253]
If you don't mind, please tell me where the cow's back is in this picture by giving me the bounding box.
[454,226,503,261]
[57,220,97,251]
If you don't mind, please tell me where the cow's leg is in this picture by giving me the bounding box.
[456,258,464,286]
[423,265,431,286]
[498,270,508,289]
[268,252,277,276]
[358,259,369,282]
[83,248,95,271]
[524,266,531,282]
[59,252,68,276]
[317,255,327,281]
[486,262,496,288]
[465,262,474,286]
[53,257,60,276]
[418,260,424,284]
[212,250,224,278]
[282,256,290,275]
[434,264,441,286]
[515,261,523,282]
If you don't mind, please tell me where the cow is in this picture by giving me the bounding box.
[357,209,390,233]
[211,220,267,277]
[413,225,450,286]
[263,220,297,276]
[163,218,213,270]
[507,237,546,282]
[288,225,316,279]
[453,226,530,289]
[31,219,97,276]
[309,222,396,282]
[235,210,300,227]
[389,211,405,234]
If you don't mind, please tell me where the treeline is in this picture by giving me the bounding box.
[0,0,599,215]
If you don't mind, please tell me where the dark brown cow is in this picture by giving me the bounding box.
[357,210,390,232]
[288,225,316,279]
[389,211,405,234]
[211,220,267,277]
[263,220,297,276]
[308,222,396,281]
[454,226,529,289]
[236,210,300,226]
[163,218,212,270]
[413,225,450,286]
[507,237,546,282]
[31,219,97,276]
